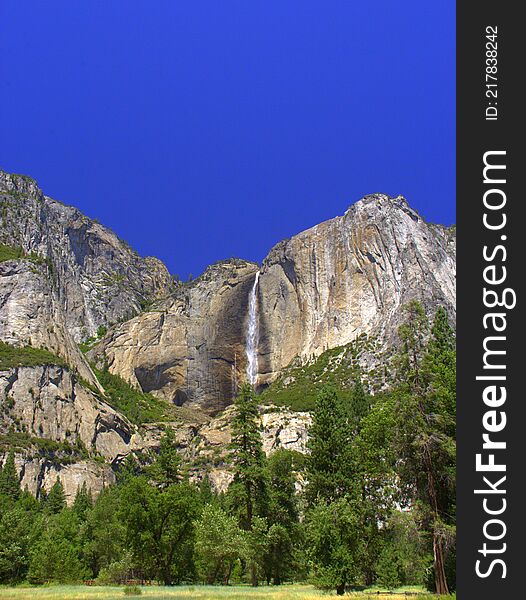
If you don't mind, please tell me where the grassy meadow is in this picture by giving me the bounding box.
[0,584,453,600]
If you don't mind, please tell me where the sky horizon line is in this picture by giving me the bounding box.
[2,167,455,280]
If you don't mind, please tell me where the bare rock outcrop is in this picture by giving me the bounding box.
[0,365,137,463]
[94,194,455,410]
[0,172,175,343]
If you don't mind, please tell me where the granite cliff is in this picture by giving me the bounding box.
[0,171,455,501]
[92,194,455,411]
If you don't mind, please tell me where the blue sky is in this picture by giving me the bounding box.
[0,1,455,279]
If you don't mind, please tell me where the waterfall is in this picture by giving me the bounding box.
[245,271,260,386]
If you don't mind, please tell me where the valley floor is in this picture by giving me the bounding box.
[0,584,452,600]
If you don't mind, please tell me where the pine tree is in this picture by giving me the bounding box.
[264,450,300,584]
[348,377,370,435]
[390,302,456,595]
[306,385,354,504]
[0,451,20,501]
[45,478,66,514]
[228,383,268,585]
[73,482,93,518]
[148,429,181,487]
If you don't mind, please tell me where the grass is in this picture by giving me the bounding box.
[0,584,454,600]
[0,342,66,371]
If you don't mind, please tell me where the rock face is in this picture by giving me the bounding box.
[0,171,455,499]
[256,194,456,386]
[0,172,175,343]
[91,259,259,414]
[2,454,116,504]
[0,365,137,464]
[0,260,100,389]
[95,194,455,410]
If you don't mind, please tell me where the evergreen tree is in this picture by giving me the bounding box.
[73,482,93,519]
[116,453,141,484]
[0,451,20,501]
[198,474,217,507]
[305,386,367,594]
[306,385,354,504]
[389,302,456,594]
[348,377,370,434]
[45,478,66,514]
[228,383,268,585]
[263,450,300,584]
[148,429,181,487]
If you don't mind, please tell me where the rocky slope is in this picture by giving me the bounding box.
[0,171,455,501]
[92,194,455,411]
[0,172,175,343]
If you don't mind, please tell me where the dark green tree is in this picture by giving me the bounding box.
[73,482,93,519]
[306,385,354,504]
[229,383,268,528]
[0,451,20,501]
[119,477,199,584]
[348,377,370,434]
[147,429,181,487]
[389,302,456,594]
[263,449,301,584]
[228,383,268,585]
[44,478,66,514]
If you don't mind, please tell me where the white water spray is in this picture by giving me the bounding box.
[245,271,260,386]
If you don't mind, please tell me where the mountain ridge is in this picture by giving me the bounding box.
[0,170,455,501]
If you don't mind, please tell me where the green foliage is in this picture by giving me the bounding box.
[147,429,181,487]
[0,243,48,267]
[375,548,402,591]
[96,325,108,338]
[44,478,66,514]
[123,585,142,596]
[377,510,430,588]
[28,509,89,584]
[84,486,126,578]
[119,477,200,584]
[306,386,356,504]
[364,302,456,594]
[228,384,268,531]
[194,503,246,584]
[260,335,378,411]
[0,451,21,500]
[0,341,66,370]
[0,493,40,583]
[0,244,24,262]
[93,367,178,424]
[0,432,90,464]
[72,482,93,518]
[305,498,363,595]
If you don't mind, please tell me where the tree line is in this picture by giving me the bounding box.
[0,302,455,595]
